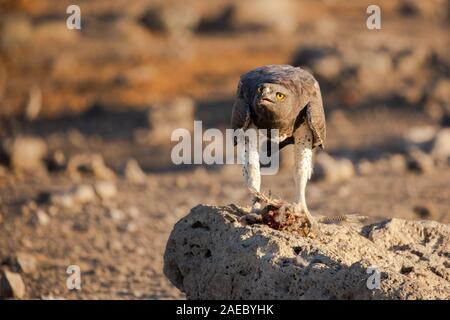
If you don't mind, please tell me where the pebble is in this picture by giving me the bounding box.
[95,181,117,200]
[0,269,26,299]
[124,158,147,184]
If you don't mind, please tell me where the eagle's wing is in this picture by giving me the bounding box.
[231,98,251,130]
[302,74,326,149]
[231,81,251,146]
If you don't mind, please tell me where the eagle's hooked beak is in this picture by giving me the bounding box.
[259,89,275,104]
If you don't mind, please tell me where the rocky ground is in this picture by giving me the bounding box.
[164,205,450,299]
[0,0,449,299]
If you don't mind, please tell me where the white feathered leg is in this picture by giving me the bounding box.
[294,122,318,231]
[237,126,261,212]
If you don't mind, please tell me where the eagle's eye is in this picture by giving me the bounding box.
[257,86,264,93]
[276,92,285,100]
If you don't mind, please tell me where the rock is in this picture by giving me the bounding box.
[357,52,393,91]
[25,84,42,121]
[387,154,408,173]
[46,150,66,172]
[164,205,450,299]
[425,78,450,123]
[312,55,343,82]
[67,154,116,181]
[404,125,438,146]
[4,253,37,274]
[52,184,97,207]
[118,222,138,233]
[128,206,141,219]
[357,159,374,176]
[108,209,125,222]
[34,209,50,226]
[0,269,26,299]
[124,158,147,184]
[94,181,117,200]
[431,128,450,161]
[232,0,299,34]
[314,153,355,183]
[407,149,435,174]
[9,136,48,173]
[91,155,116,181]
[73,184,97,204]
[139,2,200,36]
[50,193,74,208]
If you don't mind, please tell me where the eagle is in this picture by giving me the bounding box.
[231,64,326,231]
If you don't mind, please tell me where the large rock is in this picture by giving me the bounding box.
[314,152,355,183]
[8,136,48,173]
[0,269,26,299]
[164,205,450,300]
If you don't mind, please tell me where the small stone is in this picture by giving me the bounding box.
[315,153,355,183]
[51,193,74,208]
[128,206,141,219]
[0,270,26,299]
[388,154,407,173]
[92,154,116,181]
[15,253,37,274]
[95,181,117,200]
[73,184,97,204]
[67,154,116,181]
[118,222,138,233]
[108,209,125,222]
[357,159,374,176]
[109,240,123,252]
[9,136,48,173]
[313,55,343,82]
[407,149,435,174]
[35,210,50,226]
[126,222,138,233]
[47,206,59,217]
[124,158,147,184]
[404,125,438,146]
[431,128,450,161]
[47,150,66,171]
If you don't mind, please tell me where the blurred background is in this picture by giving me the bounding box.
[0,0,449,299]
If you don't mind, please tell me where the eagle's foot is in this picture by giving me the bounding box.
[250,198,262,213]
[293,204,321,237]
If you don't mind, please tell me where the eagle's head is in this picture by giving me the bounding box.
[252,81,299,123]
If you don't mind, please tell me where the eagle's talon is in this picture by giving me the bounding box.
[250,199,262,213]
[293,204,321,236]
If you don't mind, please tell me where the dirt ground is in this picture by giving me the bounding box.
[0,0,449,299]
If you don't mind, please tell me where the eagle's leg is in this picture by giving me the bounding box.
[239,127,261,212]
[294,123,318,232]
